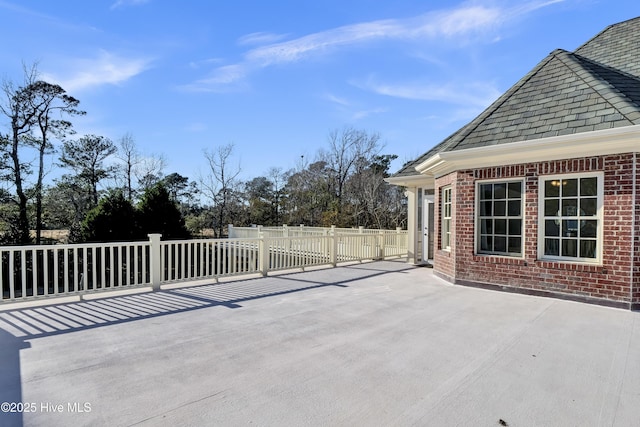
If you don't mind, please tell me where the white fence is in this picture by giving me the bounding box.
[1,227,408,304]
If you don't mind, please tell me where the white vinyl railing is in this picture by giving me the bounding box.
[228,224,405,238]
[0,241,151,301]
[1,227,407,303]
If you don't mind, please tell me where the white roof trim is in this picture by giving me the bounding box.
[415,124,640,177]
[384,174,434,187]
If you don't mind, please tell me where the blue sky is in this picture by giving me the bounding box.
[1,0,638,182]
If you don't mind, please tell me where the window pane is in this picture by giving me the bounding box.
[494,201,506,216]
[580,240,597,258]
[508,200,520,216]
[563,179,578,197]
[494,183,506,199]
[508,219,521,236]
[508,182,521,198]
[480,219,492,234]
[563,219,578,237]
[508,237,521,253]
[480,184,492,200]
[545,219,560,236]
[545,180,560,197]
[495,219,507,235]
[562,239,578,257]
[545,238,559,255]
[562,199,578,216]
[545,199,559,216]
[580,177,597,196]
[581,198,597,216]
[480,236,492,251]
[580,220,597,238]
[494,236,507,252]
[480,200,492,216]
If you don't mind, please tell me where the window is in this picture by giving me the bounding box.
[477,180,523,256]
[441,186,452,250]
[539,173,602,262]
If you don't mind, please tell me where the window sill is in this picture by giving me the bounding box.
[472,254,526,266]
[535,259,604,273]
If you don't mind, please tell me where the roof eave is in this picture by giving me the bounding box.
[415,124,640,178]
[385,173,434,187]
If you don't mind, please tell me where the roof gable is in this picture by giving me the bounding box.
[575,17,640,78]
[446,49,640,151]
[392,16,640,179]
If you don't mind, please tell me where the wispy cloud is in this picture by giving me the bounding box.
[110,0,150,10]
[237,32,289,46]
[352,107,389,120]
[184,0,563,92]
[43,50,152,92]
[322,93,388,121]
[185,122,208,132]
[356,78,501,107]
[323,93,351,107]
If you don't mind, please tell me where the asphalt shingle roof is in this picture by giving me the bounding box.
[393,16,640,178]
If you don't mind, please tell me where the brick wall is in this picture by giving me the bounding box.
[434,172,456,281]
[432,153,638,308]
[634,153,640,309]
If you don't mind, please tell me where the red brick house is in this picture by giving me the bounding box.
[387,17,640,310]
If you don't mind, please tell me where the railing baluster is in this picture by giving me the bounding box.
[21,249,27,298]
[134,244,139,285]
[43,249,49,296]
[9,250,15,300]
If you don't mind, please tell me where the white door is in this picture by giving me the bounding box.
[422,195,434,262]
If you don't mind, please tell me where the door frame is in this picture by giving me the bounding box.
[422,194,434,264]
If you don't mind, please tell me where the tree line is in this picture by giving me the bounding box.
[0,66,407,245]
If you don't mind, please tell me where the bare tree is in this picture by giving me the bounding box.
[115,132,140,202]
[200,143,241,237]
[267,167,288,225]
[322,127,382,225]
[134,153,166,193]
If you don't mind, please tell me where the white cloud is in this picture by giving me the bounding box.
[110,0,150,10]
[352,107,389,120]
[43,50,152,92]
[357,77,501,107]
[323,93,351,107]
[181,64,248,92]
[185,122,208,132]
[186,0,564,91]
[237,32,289,46]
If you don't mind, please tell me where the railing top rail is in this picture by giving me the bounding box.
[160,237,263,245]
[0,240,151,251]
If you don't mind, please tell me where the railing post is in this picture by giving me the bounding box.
[283,224,289,237]
[148,233,162,291]
[378,231,385,260]
[330,229,337,267]
[359,226,364,234]
[258,232,268,276]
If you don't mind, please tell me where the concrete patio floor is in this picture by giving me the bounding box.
[0,259,639,426]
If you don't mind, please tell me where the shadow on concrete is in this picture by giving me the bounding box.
[0,329,29,427]
[0,260,414,426]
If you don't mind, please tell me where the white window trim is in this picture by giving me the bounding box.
[474,178,525,258]
[441,186,452,251]
[537,172,604,264]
